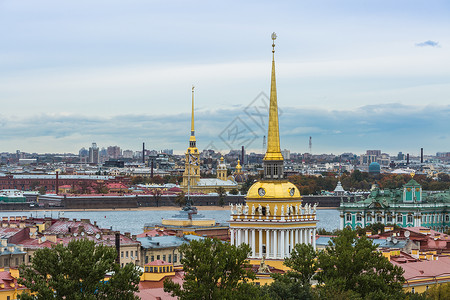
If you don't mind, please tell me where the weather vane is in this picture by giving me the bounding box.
[271,32,277,52]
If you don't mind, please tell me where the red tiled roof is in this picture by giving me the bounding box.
[44,220,102,235]
[392,256,450,281]
[0,271,27,291]
[146,260,172,266]
[18,238,56,249]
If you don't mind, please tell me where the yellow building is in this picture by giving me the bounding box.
[229,33,317,261]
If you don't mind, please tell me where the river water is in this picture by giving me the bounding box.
[0,209,339,235]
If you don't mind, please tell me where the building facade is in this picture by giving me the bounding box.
[339,177,450,232]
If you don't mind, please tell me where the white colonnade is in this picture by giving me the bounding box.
[230,227,316,259]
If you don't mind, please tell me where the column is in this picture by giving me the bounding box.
[273,230,277,258]
[295,229,298,245]
[312,228,316,250]
[251,229,256,258]
[280,230,285,258]
[259,229,263,258]
[299,229,303,244]
[285,230,289,257]
[238,229,242,246]
[266,230,270,258]
[230,229,235,246]
[290,230,294,254]
[245,229,249,245]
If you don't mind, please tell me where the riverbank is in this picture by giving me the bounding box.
[4,205,337,213]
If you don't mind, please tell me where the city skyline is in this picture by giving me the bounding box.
[1,1,449,154]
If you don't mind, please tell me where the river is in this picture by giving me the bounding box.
[0,209,339,235]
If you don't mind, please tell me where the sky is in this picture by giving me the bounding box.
[0,0,449,156]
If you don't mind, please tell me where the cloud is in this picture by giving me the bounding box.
[415,40,441,47]
[0,103,448,155]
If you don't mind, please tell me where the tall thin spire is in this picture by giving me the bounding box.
[189,85,196,148]
[264,32,283,162]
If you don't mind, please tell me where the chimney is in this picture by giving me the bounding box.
[115,232,121,264]
[406,153,410,165]
[56,171,59,195]
[421,148,423,163]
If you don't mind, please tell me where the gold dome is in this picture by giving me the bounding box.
[247,180,301,200]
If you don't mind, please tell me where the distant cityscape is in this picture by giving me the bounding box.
[1,143,449,180]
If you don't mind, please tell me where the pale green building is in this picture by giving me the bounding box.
[339,178,450,232]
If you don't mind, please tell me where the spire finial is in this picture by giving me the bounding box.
[271,32,277,53]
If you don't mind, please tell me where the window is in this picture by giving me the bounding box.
[356,214,362,222]
[145,256,148,264]
[163,267,166,273]
[163,255,166,262]
[387,215,392,223]
[446,215,449,222]
[376,215,382,223]
[168,254,172,263]
[174,254,177,263]
[407,215,413,223]
[151,255,155,262]
[397,215,403,223]
[150,267,153,272]
[157,255,160,260]
[135,251,138,257]
[367,215,372,222]
[145,267,148,272]
[126,251,129,258]
[346,214,351,221]
[4,258,9,267]
[15,258,18,266]
[121,251,124,258]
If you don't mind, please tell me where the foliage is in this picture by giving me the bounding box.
[216,186,226,207]
[94,181,109,194]
[38,186,46,195]
[152,188,162,207]
[423,282,450,299]
[229,188,239,195]
[18,239,141,300]
[316,228,406,299]
[163,238,260,300]
[175,191,186,207]
[316,228,341,235]
[262,243,317,300]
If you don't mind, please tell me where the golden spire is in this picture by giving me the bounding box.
[264,32,283,161]
[189,85,196,145]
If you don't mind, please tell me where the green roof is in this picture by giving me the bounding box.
[404,178,420,186]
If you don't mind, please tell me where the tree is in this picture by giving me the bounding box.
[216,186,226,207]
[163,238,261,300]
[18,239,141,300]
[424,282,450,299]
[175,191,186,207]
[152,188,162,207]
[263,243,317,300]
[316,228,406,299]
[229,188,239,195]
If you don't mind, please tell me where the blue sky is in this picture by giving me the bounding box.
[0,0,449,155]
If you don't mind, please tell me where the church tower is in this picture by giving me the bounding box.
[229,33,317,260]
[217,156,227,181]
[182,86,200,188]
